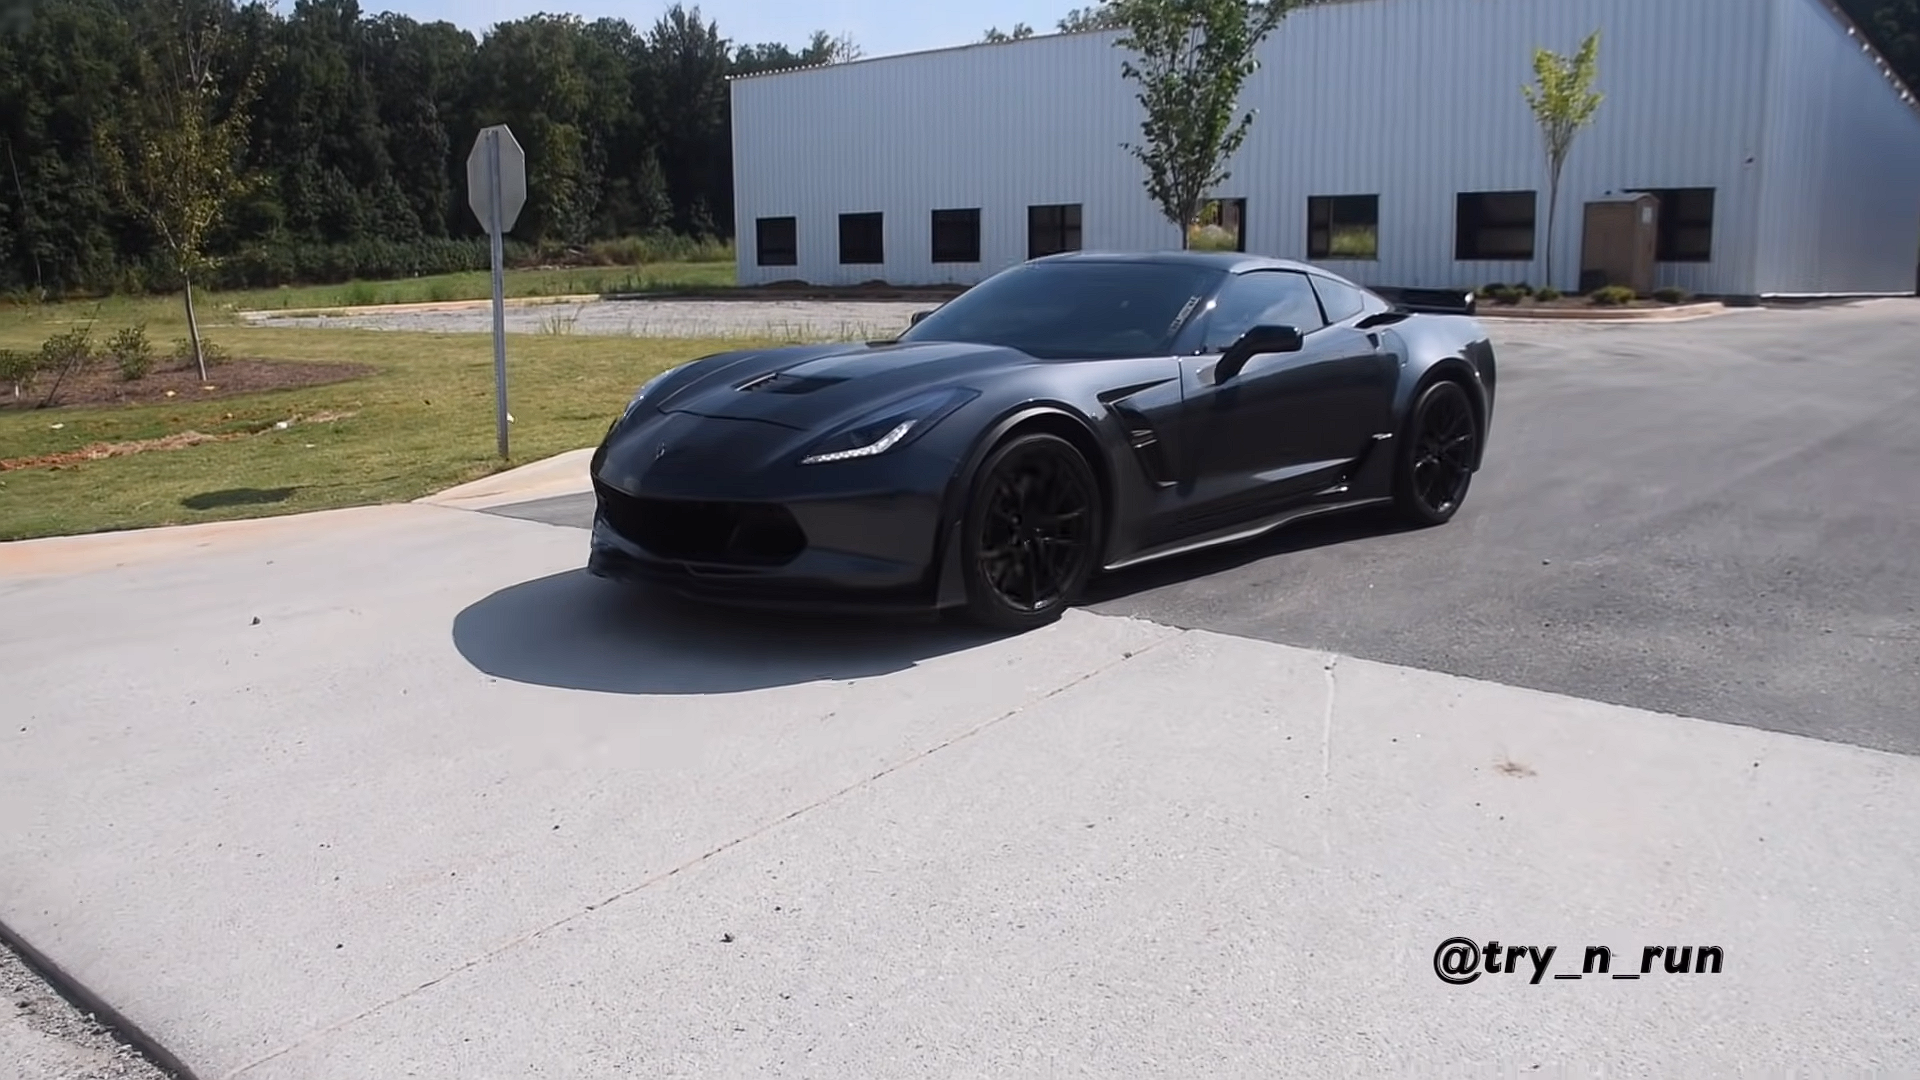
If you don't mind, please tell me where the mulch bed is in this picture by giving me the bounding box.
[1480,298,1693,312]
[1,358,377,411]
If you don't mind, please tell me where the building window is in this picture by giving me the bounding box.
[1192,198,1247,252]
[931,208,981,263]
[1455,191,1536,261]
[839,212,884,265]
[1028,203,1083,259]
[1307,195,1379,260]
[1642,188,1715,262]
[756,217,797,267]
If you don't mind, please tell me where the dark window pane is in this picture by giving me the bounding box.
[1201,270,1327,352]
[900,260,1221,360]
[1455,191,1536,260]
[1028,203,1084,259]
[1641,187,1715,262]
[839,212,884,265]
[931,208,981,263]
[1307,195,1379,260]
[1194,198,1247,251]
[756,216,797,267]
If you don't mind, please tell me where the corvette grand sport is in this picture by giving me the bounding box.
[587,251,1496,630]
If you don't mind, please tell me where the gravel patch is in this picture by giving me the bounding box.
[244,299,931,341]
[1,940,173,1080]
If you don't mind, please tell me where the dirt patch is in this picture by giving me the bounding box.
[2,358,376,411]
[2,938,173,1080]
[0,411,358,471]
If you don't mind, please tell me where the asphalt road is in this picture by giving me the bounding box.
[496,300,1920,755]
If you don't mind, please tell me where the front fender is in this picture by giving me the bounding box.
[930,403,1107,609]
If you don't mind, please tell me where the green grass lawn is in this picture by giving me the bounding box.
[0,270,771,542]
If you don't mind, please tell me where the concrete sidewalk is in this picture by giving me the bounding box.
[3,503,1917,1077]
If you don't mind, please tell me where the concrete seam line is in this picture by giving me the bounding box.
[0,917,199,1080]
[223,624,1186,1079]
[1321,653,1338,857]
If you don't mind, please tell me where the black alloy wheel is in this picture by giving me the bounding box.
[1394,379,1480,526]
[958,432,1101,632]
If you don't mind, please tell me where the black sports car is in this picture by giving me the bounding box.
[587,251,1495,630]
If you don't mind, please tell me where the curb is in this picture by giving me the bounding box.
[0,918,197,1080]
[237,294,602,320]
[1475,301,1728,322]
[414,447,596,511]
[601,289,962,303]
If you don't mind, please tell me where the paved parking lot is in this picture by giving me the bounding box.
[500,299,1920,754]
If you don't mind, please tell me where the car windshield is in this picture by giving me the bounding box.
[898,261,1224,360]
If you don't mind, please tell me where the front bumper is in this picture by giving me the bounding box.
[586,413,962,613]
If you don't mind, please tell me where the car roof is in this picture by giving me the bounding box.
[1028,249,1332,277]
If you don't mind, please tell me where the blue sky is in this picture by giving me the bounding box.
[364,0,1076,58]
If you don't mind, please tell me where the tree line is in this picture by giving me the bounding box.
[0,0,854,296]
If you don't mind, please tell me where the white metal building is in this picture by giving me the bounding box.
[729,0,1920,298]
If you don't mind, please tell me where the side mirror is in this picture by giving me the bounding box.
[1217,324,1303,381]
[909,309,933,327]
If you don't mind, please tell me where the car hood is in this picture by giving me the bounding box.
[653,339,1032,430]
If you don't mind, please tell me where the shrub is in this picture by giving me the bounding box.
[1589,285,1637,307]
[107,324,155,381]
[1652,286,1689,303]
[1475,282,1507,299]
[169,335,231,371]
[337,280,380,307]
[38,327,94,374]
[1489,285,1523,305]
[583,233,735,265]
[1535,286,1564,302]
[1511,282,1535,298]
[0,348,36,398]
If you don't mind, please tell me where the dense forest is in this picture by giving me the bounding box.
[1,0,1915,297]
[0,0,856,295]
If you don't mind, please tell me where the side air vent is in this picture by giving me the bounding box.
[1106,402,1174,487]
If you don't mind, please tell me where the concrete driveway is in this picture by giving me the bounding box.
[4,300,1920,1078]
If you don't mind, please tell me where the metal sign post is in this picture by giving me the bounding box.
[466,125,526,460]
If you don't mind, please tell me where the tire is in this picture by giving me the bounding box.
[955,432,1102,632]
[1392,378,1481,527]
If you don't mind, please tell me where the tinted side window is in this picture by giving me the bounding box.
[1310,275,1368,324]
[1202,271,1327,351]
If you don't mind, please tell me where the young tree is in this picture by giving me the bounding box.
[981,24,1036,43]
[1522,30,1604,291]
[96,1,257,382]
[1111,0,1293,248]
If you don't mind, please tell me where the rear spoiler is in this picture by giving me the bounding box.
[1373,287,1478,317]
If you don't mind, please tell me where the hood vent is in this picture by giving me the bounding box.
[735,371,847,395]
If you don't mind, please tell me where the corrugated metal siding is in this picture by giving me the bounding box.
[730,0,1808,293]
[1755,0,1920,294]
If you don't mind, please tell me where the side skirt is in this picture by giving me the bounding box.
[1100,496,1392,573]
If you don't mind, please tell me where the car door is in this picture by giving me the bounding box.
[1178,269,1396,526]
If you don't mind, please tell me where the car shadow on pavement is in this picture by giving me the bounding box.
[452,568,1004,694]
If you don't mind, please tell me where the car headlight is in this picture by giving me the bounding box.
[799,387,979,465]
